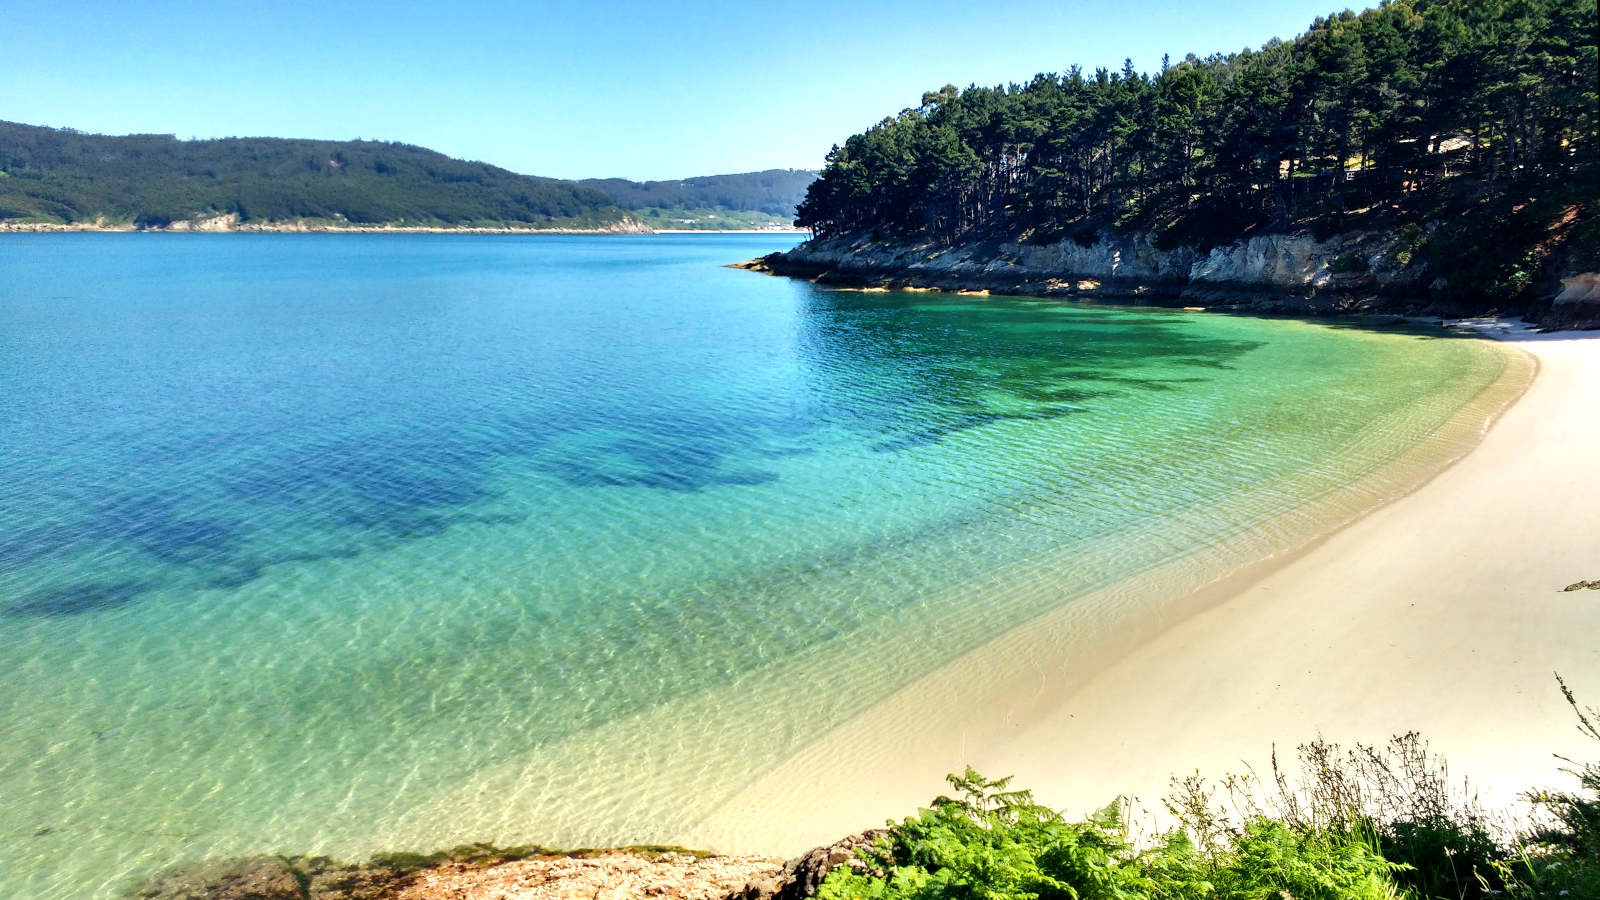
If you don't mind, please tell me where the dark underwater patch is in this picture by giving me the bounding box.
[4,581,149,617]
[92,496,243,565]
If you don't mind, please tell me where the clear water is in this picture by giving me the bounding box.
[0,234,1509,897]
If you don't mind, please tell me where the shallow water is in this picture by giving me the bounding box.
[0,234,1508,897]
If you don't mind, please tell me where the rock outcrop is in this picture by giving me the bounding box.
[132,828,895,900]
[732,829,890,900]
[750,230,1445,317]
[133,849,516,900]
[394,851,782,900]
[1543,272,1600,330]
[133,847,785,900]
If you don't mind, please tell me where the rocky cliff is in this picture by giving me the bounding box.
[749,229,1551,319]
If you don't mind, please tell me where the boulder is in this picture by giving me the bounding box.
[1543,272,1600,330]
[732,829,890,900]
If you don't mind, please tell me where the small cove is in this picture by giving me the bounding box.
[0,233,1514,898]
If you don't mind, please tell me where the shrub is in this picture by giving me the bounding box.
[1502,677,1600,899]
[1207,819,1403,900]
[1332,254,1372,274]
[825,762,1152,896]
[820,682,1599,900]
[819,768,1148,900]
[819,766,1410,900]
[1301,735,1501,899]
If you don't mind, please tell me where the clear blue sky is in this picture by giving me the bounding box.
[3,1,1364,181]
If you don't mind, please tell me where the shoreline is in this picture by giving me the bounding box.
[651,228,809,235]
[0,222,649,235]
[121,320,1597,897]
[730,235,1438,319]
[680,322,1600,855]
[733,236,1599,329]
[0,222,808,236]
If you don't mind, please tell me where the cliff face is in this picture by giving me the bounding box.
[766,230,1437,315]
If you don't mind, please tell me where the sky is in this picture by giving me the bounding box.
[3,1,1368,182]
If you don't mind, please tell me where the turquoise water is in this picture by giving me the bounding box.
[0,234,1509,898]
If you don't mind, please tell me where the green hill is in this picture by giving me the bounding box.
[581,169,817,229]
[0,122,633,230]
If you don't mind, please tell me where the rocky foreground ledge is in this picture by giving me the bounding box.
[735,231,1600,328]
[133,830,885,900]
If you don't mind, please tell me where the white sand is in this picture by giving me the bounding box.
[685,324,1600,854]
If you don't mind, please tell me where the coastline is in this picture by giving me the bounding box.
[0,221,651,235]
[651,228,810,235]
[736,235,1600,328]
[733,231,1439,318]
[110,320,1596,898]
[681,322,1600,855]
[0,221,808,236]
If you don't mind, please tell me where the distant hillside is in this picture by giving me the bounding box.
[581,169,817,229]
[0,122,633,230]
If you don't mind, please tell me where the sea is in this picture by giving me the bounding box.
[0,233,1512,897]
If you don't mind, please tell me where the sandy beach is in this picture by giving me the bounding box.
[685,322,1600,854]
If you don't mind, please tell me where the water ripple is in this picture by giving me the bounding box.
[0,234,1508,899]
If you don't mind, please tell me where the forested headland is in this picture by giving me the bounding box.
[790,0,1598,310]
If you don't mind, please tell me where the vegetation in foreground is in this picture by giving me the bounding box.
[820,680,1600,900]
[796,0,1598,306]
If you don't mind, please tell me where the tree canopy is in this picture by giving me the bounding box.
[795,0,1598,299]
